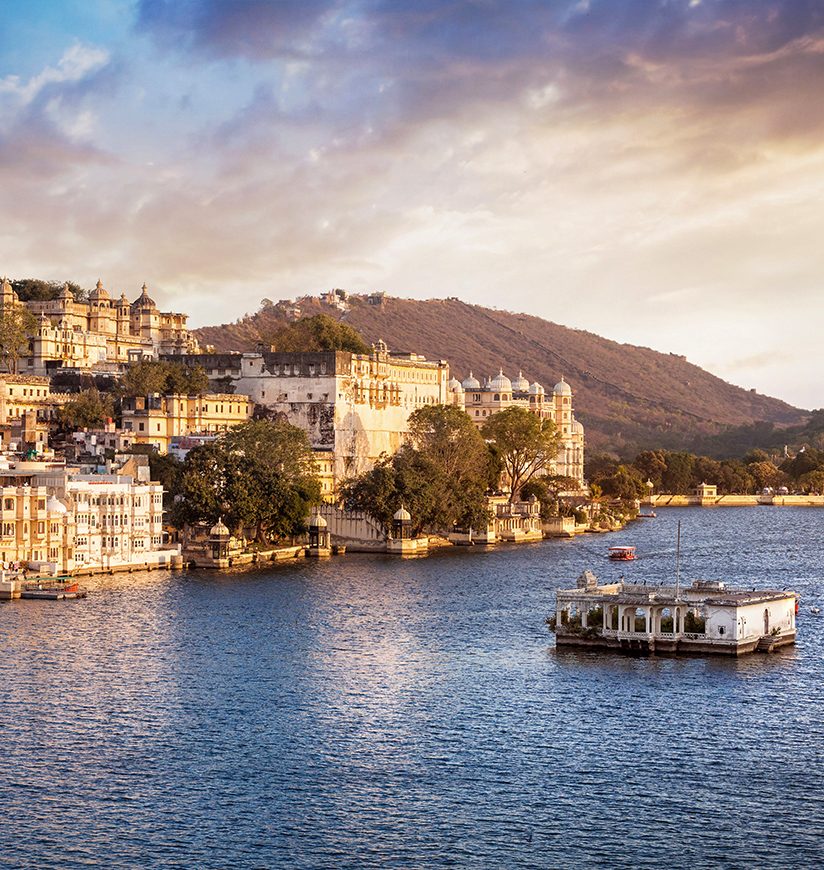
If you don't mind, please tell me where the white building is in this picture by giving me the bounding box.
[4,458,179,573]
[165,343,450,486]
[554,573,797,655]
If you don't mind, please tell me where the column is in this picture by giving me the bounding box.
[581,604,587,629]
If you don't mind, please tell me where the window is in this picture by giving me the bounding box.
[3,498,13,510]
[139,422,145,431]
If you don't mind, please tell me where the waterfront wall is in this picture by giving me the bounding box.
[649,494,824,507]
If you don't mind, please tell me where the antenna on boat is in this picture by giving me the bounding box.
[675,520,681,600]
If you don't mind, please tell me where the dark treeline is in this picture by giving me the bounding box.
[587,447,824,498]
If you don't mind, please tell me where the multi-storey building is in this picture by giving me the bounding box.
[0,457,178,572]
[0,375,71,451]
[165,341,451,487]
[121,393,252,453]
[0,277,200,375]
[449,370,585,485]
[0,472,76,572]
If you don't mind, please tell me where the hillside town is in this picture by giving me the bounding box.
[0,279,600,585]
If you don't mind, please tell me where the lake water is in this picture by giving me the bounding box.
[1,507,823,868]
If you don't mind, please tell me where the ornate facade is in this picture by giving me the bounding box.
[448,370,585,486]
[0,278,200,375]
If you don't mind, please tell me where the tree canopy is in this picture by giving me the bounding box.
[170,419,321,541]
[11,278,89,303]
[268,314,370,354]
[120,361,210,397]
[342,404,490,533]
[57,389,114,430]
[482,406,562,501]
[0,305,38,374]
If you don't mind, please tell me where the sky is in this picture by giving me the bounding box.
[1,0,823,409]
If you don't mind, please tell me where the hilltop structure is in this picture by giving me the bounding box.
[0,277,200,375]
[449,370,585,485]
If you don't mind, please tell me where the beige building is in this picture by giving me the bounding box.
[0,375,71,452]
[121,393,252,453]
[0,277,200,375]
[449,371,584,485]
[0,472,76,573]
[165,342,451,487]
[0,457,178,573]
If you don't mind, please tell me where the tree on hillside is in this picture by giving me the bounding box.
[268,313,370,354]
[57,389,114,429]
[482,407,562,502]
[747,460,785,492]
[0,305,38,374]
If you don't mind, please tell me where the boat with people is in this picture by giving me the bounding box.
[608,546,636,561]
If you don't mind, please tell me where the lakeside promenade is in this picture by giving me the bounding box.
[649,493,824,507]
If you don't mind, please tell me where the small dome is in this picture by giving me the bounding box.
[118,293,130,308]
[309,512,328,528]
[46,495,67,515]
[448,377,463,393]
[89,279,110,302]
[572,418,584,434]
[461,371,481,390]
[489,369,512,392]
[132,283,156,308]
[529,381,545,395]
[58,282,74,301]
[512,371,530,392]
[554,377,572,396]
[210,518,230,537]
[393,505,411,522]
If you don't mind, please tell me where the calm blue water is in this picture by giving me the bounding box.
[1,507,823,869]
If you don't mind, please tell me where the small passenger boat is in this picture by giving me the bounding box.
[608,546,636,561]
[811,606,821,616]
[638,511,656,518]
[21,579,88,600]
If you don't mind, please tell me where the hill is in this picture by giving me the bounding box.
[194,294,807,455]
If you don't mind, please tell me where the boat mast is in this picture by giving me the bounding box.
[675,519,681,599]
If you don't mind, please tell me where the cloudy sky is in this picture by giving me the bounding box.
[2,0,823,407]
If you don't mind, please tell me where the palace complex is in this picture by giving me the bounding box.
[0,277,200,375]
[448,370,585,484]
[0,280,588,577]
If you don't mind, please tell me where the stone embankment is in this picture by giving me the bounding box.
[650,494,824,507]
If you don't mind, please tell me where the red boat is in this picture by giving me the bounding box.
[608,546,636,561]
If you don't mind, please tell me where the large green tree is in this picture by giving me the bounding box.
[120,361,210,397]
[57,389,114,429]
[171,419,321,542]
[0,305,38,374]
[342,404,491,533]
[267,313,370,354]
[482,406,562,502]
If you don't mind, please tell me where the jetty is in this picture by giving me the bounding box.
[553,571,796,656]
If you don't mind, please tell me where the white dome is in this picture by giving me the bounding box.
[309,512,327,528]
[448,377,463,393]
[554,377,572,396]
[46,495,67,515]
[529,382,545,395]
[489,369,512,392]
[393,505,411,522]
[512,371,530,392]
[462,371,481,390]
[210,518,230,537]
[572,418,584,434]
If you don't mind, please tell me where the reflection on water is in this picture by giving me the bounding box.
[1,508,823,868]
